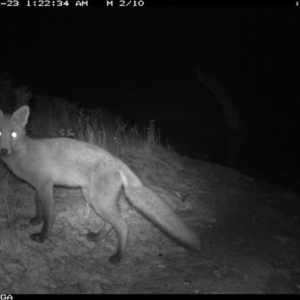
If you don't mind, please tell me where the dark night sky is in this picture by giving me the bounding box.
[1,6,300,191]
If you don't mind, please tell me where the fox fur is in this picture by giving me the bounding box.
[0,105,201,263]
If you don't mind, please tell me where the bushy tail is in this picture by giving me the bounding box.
[119,166,201,252]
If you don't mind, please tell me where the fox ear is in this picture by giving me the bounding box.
[12,105,30,128]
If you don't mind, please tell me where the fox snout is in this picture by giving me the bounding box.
[0,129,19,157]
[0,148,10,157]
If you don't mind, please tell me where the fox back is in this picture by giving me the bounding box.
[0,106,122,188]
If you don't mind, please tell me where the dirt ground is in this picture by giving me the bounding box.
[0,154,299,294]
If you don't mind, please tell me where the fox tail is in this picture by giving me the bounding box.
[119,165,201,252]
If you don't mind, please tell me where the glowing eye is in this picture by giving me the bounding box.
[0,132,1,137]
[11,132,17,138]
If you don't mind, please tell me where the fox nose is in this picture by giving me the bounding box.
[0,148,9,157]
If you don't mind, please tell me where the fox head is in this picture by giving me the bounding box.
[0,105,30,157]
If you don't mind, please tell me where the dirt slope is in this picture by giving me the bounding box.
[0,154,299,294]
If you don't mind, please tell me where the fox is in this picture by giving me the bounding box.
[0,105,201,263]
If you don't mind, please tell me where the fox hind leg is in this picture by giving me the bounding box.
[82,173,129,264]
[97,194,129,264]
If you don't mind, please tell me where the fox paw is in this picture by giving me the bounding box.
[86,232,98,242]
[30,233,46,243]
[109,253,122,264]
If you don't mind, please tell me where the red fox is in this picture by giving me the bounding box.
[0,105,201,263]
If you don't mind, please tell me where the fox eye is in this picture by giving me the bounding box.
[11,132,17,138]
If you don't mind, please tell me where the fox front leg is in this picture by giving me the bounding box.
[29,191,43,225]
[30,184,55,243]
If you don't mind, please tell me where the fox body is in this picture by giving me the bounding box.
[0,105,201,263]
